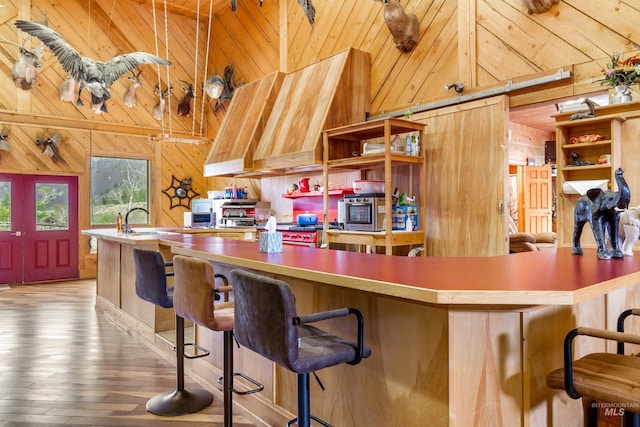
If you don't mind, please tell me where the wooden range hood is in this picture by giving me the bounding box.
[204,71,285,176]
[204,48,371,177]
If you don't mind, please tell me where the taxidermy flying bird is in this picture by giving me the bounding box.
[36,132,63,163]
[0,127,11,162]
[14,20,172,114]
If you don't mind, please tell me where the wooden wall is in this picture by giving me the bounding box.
[0,0,218,278]
[2,0,640,278]
[211,0,640,117]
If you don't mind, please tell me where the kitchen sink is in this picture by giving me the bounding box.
[126,230,172,236]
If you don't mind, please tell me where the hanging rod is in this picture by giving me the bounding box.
[368,68,573,121]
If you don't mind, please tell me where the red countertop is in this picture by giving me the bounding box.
[160,235,640,306]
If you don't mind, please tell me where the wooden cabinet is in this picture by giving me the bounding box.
[556,115,622,186]
[321,118,426,255]
[174,228,256,240]
[555,110,623,247]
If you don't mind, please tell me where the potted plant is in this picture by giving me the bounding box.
[598,53,640,103]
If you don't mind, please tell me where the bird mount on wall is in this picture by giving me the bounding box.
[376,0,420,53]
[0,127,12,162]
[14,20,172,114]
[522,0,559,14]
[162,175,200,209]
[59,75,78,103]
[206,65,241,112]
[35,131,63,163]
[297,0,316,27]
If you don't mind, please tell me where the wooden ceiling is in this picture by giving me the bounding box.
[126,1,607,136]
[509,93,610,134]
[127,0,232,19]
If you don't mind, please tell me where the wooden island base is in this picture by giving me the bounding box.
[86,230,640,426]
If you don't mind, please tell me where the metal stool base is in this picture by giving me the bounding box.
[146,388,213,416]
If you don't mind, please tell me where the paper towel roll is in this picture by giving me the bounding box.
[562,180,609,195]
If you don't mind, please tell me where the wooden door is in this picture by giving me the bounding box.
[523,165,553,234]
[415,96,509,256]
[0,174,78,284]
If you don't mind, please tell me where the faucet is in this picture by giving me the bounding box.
[123,207,149,233]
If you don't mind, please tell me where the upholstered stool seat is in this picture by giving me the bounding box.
[132,248,213,416]
[546,326,640,426]
[172,255,263,427]
[229,269,372,427]
[547,351,640,403]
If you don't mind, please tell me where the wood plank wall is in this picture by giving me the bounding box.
[0,0,219,279]
[211,0,640,117]
[2,0,640,278]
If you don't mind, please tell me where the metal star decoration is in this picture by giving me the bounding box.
[162,176,200,209]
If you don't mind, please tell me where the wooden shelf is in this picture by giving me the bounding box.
[561,140,611,149]
[560,164,612,171]
[327,153,424,168]
[555,111,622,248]
[325,230,425,250]
[281,188,354,199]
[554,115,626,128]
[322,118,426,255]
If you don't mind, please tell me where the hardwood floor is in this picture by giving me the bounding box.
[0,280,258,426]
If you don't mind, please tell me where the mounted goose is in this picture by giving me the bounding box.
[14,20,172,114]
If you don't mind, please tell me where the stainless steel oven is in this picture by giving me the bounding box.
[344,193,385,231]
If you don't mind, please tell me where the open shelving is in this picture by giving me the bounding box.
[321,117,426,255]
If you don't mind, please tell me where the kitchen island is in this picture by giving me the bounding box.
[86,230,640,427]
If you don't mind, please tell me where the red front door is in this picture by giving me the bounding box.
[0,174,78,284]
[0,174,22,284]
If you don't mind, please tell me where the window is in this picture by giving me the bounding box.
[0,180,9,231]
[90,157,149,225]
[36,183,69,230]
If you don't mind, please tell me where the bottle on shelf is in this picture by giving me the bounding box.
[405,134,413,156]
[411,133,420,156]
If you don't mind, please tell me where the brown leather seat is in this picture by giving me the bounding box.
[172,255,262,427]
[546,326,640,425]
[229,269,372,427]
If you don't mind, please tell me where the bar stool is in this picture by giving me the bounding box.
[546,310,640,426]
[229,269,372,427]
[132,248,213,416]
[172,255,263,427]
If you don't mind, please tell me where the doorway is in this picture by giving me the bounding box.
[0,173,79,284]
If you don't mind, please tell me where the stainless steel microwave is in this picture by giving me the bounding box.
[191,212,215,228]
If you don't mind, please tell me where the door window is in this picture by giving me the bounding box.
[35,183,69,231]
[0,181,10,231]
